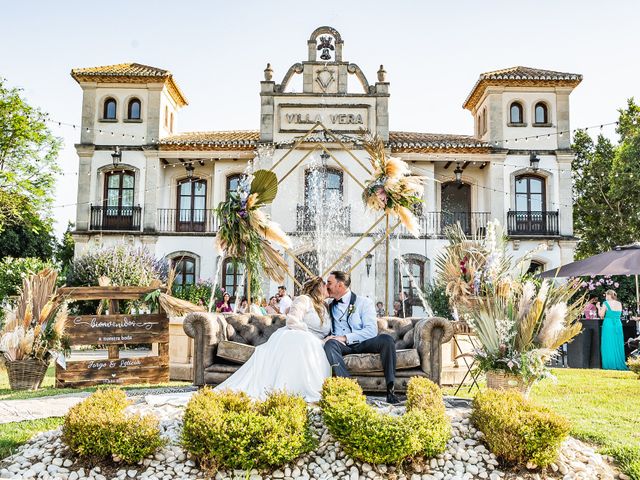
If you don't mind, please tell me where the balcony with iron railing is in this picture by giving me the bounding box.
[89,205,142,231]
[507,210,559,236]
[296,204,351,233]
[156,209,218,233]
[398,211,492,238]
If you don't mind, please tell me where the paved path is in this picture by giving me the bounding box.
[0,387,197,424]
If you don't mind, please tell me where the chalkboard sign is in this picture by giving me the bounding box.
[55,286,170,388]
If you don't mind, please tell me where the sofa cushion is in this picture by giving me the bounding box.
[216,340,256,364]
[223,313,287,346]
[377,317,422,350]
[344,348,420,373]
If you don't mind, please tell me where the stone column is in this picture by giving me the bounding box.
[143,151,161,232]
[259,81,275,142]
[556,88,572,150]
[375,82,390,142]
[146,85,163,143]
[75,145,95,231]
[488,157,506,225]
[79,84,96,144]
[557,153,574,236]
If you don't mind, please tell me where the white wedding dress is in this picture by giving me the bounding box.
[214,295,332,402]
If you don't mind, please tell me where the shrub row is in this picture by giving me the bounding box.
[62,388,164,463]
[471,389,570,468]
[320,377,450,465]
[181,388,314,471]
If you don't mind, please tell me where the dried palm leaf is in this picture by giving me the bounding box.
[158,293,206,318]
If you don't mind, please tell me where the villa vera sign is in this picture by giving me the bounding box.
[279,105,369,132]
[55,287,170,387]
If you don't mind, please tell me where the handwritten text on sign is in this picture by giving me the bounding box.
[64,314,168,346]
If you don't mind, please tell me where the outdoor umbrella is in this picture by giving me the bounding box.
[540,243,640,314]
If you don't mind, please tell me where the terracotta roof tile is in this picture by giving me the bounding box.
[159,130,488,152]
[71,63,170,78]
[463,66,582,111]
[479,66,582,81]
[71,63,188,106]
[159,131,260,150]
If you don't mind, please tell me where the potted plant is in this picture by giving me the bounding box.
[436,222,584,395]
[0,269,69,390]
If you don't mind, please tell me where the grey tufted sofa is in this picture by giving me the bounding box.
[183,313,454,392]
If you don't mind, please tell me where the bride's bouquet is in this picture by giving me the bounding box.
[361,134,425,237]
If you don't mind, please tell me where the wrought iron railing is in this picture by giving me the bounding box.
[89,205,142,231]
[156,209,217,233]
[296,204,351,233]
[507,210,559,236]
[399,211,491,237]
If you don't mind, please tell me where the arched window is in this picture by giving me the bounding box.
[127,98,141,120]
[527,260,545,276]
[305,167,343,205]
[534,102,548,125]
[482,108,487,134]
[173,255,196,289]
[394,254,429,310]
[103,98,117,120]
[515,174,546,212]
[170,112,174,132]
[177,178,207,232]
[222,258,245,300]
[164,106,169,127]
[226,173,243,198]
[509,102,524,124]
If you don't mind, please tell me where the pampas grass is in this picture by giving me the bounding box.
[435,221,585,382]
[0,269,68,362]
[362,134,425,237]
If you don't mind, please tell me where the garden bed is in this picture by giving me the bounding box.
[0,393,622,480]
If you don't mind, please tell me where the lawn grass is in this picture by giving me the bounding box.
[446,368,640,479]
[0,365,190,401]
[0,417,64,459]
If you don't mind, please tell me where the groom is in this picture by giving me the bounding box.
[324,270,399,404]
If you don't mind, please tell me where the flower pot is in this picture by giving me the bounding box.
[486,370,532,397]
[2,357,50,391]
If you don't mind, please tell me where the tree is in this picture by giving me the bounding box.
[0,77,61,231]
[572,99,640,259]
[0,214,55,260]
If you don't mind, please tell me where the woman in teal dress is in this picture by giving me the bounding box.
[597,289,628,370]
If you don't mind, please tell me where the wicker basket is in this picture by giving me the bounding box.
[2,357,50,391]
[486,370,532,397]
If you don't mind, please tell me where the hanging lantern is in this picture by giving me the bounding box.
[454,162,463,184]
[111,146,122,167]
[530,152,540,172]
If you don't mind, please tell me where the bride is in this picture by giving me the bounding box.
[215,276,331,402]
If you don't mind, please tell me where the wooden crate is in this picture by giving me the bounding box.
[56,286,170,388]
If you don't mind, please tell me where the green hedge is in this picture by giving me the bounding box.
[62,388,164,463]
[320,377,450,465]
[471,389,570,467]
[181,388,314,471]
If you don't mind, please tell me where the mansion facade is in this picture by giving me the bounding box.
[70,26,582,314]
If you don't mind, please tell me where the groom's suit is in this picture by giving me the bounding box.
[323,290,397,387]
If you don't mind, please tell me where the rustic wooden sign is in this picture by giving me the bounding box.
[56,286,170,388]
[64,314,169,345]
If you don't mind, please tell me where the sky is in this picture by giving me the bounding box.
[1,0,638,237]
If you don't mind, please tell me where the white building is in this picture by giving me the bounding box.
[70,26,582,315]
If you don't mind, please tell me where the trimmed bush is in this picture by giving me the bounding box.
[181,388,314,471]
[471,389,570,468]
[62,388,164,463]
[320,377,450,465]
[627,357,640,379]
